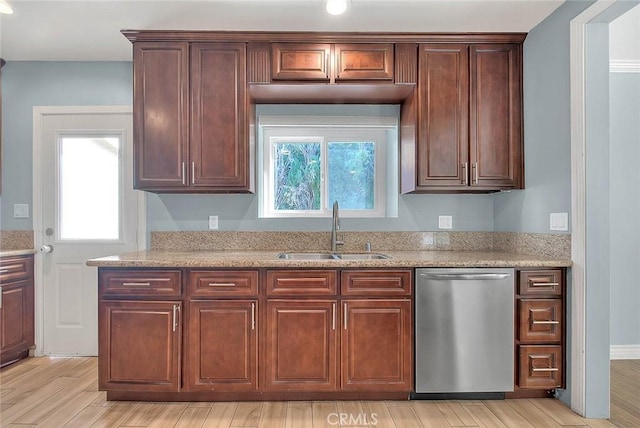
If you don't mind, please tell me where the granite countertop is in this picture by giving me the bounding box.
[86,249,572,268]
[0,249,37,258]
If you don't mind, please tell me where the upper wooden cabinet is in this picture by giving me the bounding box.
[133,42,189,190]
[125,31,525,194]
[271,43,394,82]
[404,42,523,192]
[132,42,252,193]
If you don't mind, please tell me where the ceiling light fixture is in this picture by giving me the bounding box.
[0,0,14,14]
[325,0,348,16]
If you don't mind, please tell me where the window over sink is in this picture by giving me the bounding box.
[257,105,399,218]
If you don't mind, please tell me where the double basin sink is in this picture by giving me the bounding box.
[277,252,390,260]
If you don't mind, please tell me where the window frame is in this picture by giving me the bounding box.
[258,114,397,219]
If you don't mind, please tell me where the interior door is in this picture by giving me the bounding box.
[36,108,142,356]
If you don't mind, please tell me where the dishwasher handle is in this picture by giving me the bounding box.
[419,273,511,281]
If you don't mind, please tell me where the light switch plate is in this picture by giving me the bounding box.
[438,215,453,230]
[550,212,569,231]
[13,204,30,218]
[208,215,219,230]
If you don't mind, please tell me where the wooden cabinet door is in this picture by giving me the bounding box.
[191,43,249,190]
[470,44,523,189]
[99,300,182,392]
[133,42,189,190]
[334,44,394,81]
[271,43,331,81]
[0,280,34,366]
[417,44,469,188]
[265,300,338,391]
[186,300,257,391]
[341,300,412,391]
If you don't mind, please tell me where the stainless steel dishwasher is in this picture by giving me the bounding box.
[415,268,515,395]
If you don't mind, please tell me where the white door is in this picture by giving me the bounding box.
[34,107,143,356]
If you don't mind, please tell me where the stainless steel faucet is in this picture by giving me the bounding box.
[331,201,344,252]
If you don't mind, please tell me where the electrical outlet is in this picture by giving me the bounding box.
[550,212,569,231]
[438,215,453,230]
[208,215,219,230]
[13,204,29,218]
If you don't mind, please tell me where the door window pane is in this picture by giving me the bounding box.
[59,136,121,240]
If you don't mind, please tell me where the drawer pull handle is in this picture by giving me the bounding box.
[208,283,236,287]
[122,282,151,287]
[0,264,21,272]
[531,282,559,287]
[532,320,560,325]
[532,367,559,372]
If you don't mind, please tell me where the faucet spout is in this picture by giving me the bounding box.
[331,201,344,252]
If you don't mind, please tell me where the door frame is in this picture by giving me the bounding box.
[32,105,146,356]
[570,0,638,417]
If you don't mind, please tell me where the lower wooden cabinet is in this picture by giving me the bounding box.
[513,269,565,393]
[186,300,257,391]
[0,254,35,367]
[265,300,338,391]
[98,300,182,392]
[341,300,412,391]
[97,267,413,400]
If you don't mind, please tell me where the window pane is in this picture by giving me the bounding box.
[328,142,375,210]
[59,137,120,240]
[273,142,321,211]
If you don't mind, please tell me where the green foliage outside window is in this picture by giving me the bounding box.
[274,142,321,211]
[328,142,375,210]
[273,140,375,212]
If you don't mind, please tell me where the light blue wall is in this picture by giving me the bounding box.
[610,71,640,347]
[146,193,494,232]
[1,61,133,230]
[492,1,590,234]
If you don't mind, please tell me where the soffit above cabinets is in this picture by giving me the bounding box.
[1,0,563,61]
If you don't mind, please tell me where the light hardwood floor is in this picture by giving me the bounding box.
[610,359,640,428]
[0,357,634,427]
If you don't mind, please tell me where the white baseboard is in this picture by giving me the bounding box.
[610,345,640,360]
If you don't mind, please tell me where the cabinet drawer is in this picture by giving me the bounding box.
[519,270,563,296]
[99,269,182,297]
[271,43,331,81]
[188,270,258,297]
[266,270,337,296]
[518,299,562,343]
[0,255,33,283]
[518,299,564,343]
[341,269,412,296]
[518,345,562,389]
[334,43,394,81]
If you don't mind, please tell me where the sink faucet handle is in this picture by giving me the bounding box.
[365,242,372,252]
